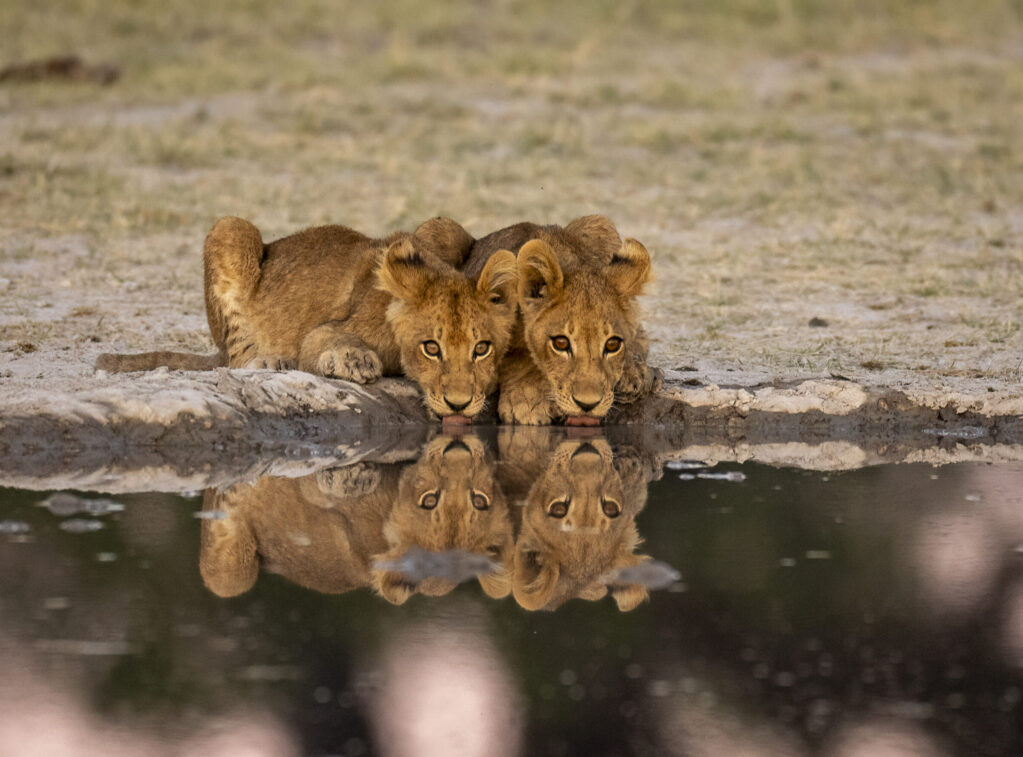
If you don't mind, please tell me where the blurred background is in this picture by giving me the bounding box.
[1,0,1021,385]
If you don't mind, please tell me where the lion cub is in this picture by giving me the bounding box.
[97,217,518,421]
[506,434,654,611]
[463,215,657,425]
[199,433,512,604]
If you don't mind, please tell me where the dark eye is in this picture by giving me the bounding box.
[551,335,571,353]
[547,499,569,518]
[419,491,439,510]
[422,340,441,358]
[601,498,622,518]
[472,491,490,511]
[473,341,492,359]
[604,337,623,354]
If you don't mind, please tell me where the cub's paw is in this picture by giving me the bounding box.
[615,358,662,404]
[317,346,383,383]
[498,385,556,425]
[315,463,382,501]
[245,355,296,371]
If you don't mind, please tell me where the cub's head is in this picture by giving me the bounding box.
[517,237,652,422]
[379,239,518,421]
[372,434,513,604]
[513,439,651,611]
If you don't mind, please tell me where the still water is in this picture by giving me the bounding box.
[1,428,1022,756]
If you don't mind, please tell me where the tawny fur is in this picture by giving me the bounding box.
[463,215,660,425]
[97,216,515,420]
[199,434,512,603]
[502,435,653,611]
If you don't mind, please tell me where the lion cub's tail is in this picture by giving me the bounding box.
[94,350,226,373]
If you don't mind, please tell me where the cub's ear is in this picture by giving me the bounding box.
[564,214,622,262]
[609,583,649,612]
[517,239,564,303]
[512,546,560,611]
[606,238,652,298]
[414,216,475,269]
[377,238,437,302]
[477,250,519,308]
[478,535,514,599]
[372,570,416,605]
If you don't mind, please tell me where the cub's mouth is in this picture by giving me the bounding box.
[564,416,602,427]
[441,414,473,427]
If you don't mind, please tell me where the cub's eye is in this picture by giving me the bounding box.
[471,491,490,511]
[547,499,569,518]
[551,335,571,353]
[473,341,492,359]
[604,337,623,354]
[421,340,441,358]
[419,491,439,510]
[601,498,622,518]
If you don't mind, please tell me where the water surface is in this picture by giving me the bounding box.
[1,428,1022,756]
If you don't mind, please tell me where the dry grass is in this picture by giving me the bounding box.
[1,0,1022,390]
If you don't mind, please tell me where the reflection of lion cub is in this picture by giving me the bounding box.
[98,217,518,421]
[199,434,511,603]
[464,216,657,425]
[510,438,652,611]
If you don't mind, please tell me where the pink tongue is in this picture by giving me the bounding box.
[565,416,601,427]
[441,415,472,427]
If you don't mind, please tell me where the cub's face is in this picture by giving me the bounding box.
[379,240,518,421]
[517,238,652,422]
[372,434,513,603]
[514,439,650,611]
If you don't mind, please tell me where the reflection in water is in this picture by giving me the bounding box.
[3,436,1023,755]
[200,429,678,610]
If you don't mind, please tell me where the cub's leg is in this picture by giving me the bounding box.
[299,322,383,383]
[615,325,662,403]
[203,216,265,366]
[498,353,559,425]
[314,463,383,502]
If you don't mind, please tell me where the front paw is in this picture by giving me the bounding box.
[245,355,297,370]
[498,385,556,425]
[615,358,662,403]
[315,463,382,501]
[317,346,383,383]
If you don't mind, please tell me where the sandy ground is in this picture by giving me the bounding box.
[1,2,1021,420]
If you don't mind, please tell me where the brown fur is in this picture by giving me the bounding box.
[199,434,512,604]
[98,216,514,420]
[464,215,658,425]
[509,437,652,611]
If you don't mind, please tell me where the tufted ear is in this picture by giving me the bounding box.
[517,239,564,303]
[606,238,652,298]
[477,250,519,308]
[478,537,514,599]
[564,214,622,262]
[609,583,649,612]
[372,569,417,605]
[512,545,560,610]
[377,238,438,302]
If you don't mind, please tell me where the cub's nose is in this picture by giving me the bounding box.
[572,396,599,413]
[444,397,470,412]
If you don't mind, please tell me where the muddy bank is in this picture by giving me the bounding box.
[1,370,1021,490]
